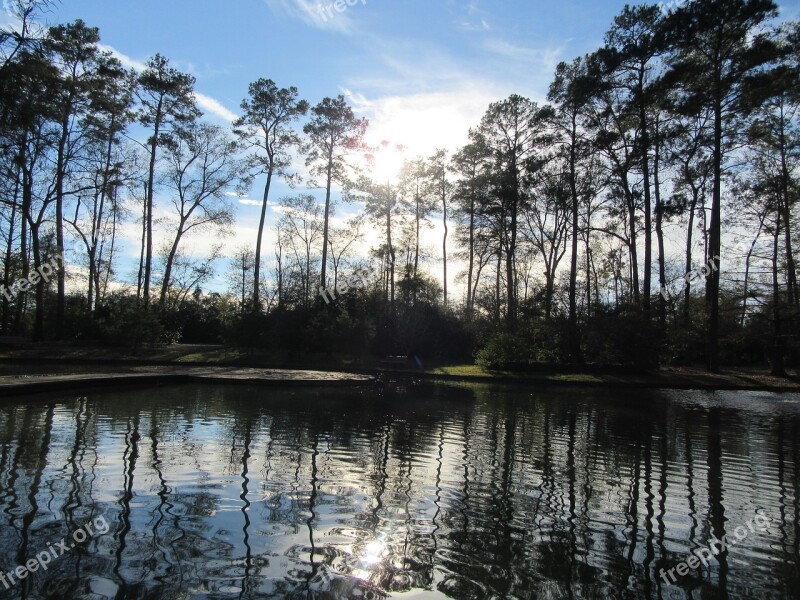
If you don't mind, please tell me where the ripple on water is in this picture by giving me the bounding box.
[0,385,797,599]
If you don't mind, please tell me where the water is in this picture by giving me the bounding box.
[0,383,798,599]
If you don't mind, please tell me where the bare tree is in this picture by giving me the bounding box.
[159,123,244,308]
[277,194,323,309]
[227,246,254,314]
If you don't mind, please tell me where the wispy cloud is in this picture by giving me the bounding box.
[338,31,553,159]
[483,39,563,72]
[454,0,490,31]
[458,17,490,32]
[346,36,484,96]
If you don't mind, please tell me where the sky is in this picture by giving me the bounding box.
[9,0,800,298]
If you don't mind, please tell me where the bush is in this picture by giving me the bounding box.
[476,321,561,370]
[583,308,661,368]
[86,293,165,347]
[476,331,529,370]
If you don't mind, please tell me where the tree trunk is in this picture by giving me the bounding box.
[30,223,43,341]
[545,273,554,321]
[100,186,119,305]
[89,122,116,314]
[137,187,146,300]
[782,203,797,307]
[2,168,19,334]
[706,92,723,373]
[413,181,420,306]
[585,228,591,319]
[628,196,641,306]
[386,185,395,316]
[87,241,94,315]
[159,222,185,308]
[253,162,274,311]
[472,255,484,318]
[329,241,339,304]
[778,109,797,309]
[567,115,580,360]
[17,140,30,333]
[320,148,334,291]
[639,102,652,320]
[467,186,475,314]
[654,126,666,330]
[771,202,785,376]
[54,107,71,335]
[414,183,420,279]
[495,247,502,322]
[143,99,164,308]
[684,188,699,327]
[442,170,448,308]
[276,240,283,309]
[305,245,312,309]
[506,186,517,326]
[741,232,757,328]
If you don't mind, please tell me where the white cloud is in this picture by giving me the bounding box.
[236,197,291,211]
[97,44,147,71]
[194,92,238,123]
[346,86,498,161]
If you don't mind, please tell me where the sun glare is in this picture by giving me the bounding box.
[368,142,407,183]
[351,90,482,179]
[361,538,386,565]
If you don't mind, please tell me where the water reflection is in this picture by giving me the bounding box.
[0,384,798,599]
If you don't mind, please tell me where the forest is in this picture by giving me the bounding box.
[0,0,798,374]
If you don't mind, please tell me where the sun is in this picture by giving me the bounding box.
[366,139,407,183]
[350,89,482,181]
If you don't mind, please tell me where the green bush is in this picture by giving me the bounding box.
[583,308,661,368]
[476,322,560,370]
[476,331,527,370]
[87,293,165,347]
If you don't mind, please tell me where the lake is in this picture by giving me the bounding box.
[0,383,798,599]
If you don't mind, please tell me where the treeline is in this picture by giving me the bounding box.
[1,0,798,373]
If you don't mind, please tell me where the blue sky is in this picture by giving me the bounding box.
[23,0,800,296]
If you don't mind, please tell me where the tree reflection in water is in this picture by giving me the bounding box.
[0,383,798,599]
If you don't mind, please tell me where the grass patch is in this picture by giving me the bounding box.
[175,350,244,364]
[422,367,607,384]
[548,373,605,383]
[423,364,535,379]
